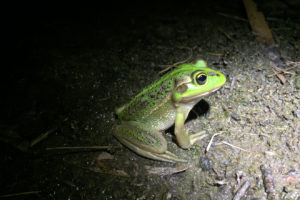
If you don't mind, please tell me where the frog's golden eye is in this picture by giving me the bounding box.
[195,73,207,85]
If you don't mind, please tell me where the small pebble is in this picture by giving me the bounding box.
[292,110,300,118]
[199,157,213,172]
[231,112,241,121]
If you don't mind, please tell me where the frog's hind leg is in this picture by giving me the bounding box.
[114,121,186,162]
[117,137,186,162]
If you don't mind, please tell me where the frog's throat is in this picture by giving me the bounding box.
[179,86,222,103]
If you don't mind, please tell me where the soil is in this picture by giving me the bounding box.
[1,1,300,199]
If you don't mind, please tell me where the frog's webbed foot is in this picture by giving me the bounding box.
[117,137,186,162]
[114,121,186,162]
[189,131,208,145]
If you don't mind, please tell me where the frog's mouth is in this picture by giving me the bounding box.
[179,86,222,103]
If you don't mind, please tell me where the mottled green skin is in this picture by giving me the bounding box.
[114,60,226,162]
[118,68,177,130]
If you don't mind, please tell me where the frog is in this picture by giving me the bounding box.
[113,60,226,162]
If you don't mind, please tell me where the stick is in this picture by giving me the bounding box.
[46,146,122,150]
[260,165,277,199]
[268,64,300,77]
[230,77,236,92]
[206,132,223,153]
[272,69,286,84]
[30,117,68,147]
[233,181,251,200]
[218,28,233,41]
[217,12,248,22]
[0,191,40,198]
[30,127,57,147]
[220,141,252,153]
[243,0,274,44]
[145,165,188,176]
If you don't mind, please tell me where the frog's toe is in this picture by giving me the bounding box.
[158,151,187,162]
[190,131,208,145]
[118,137,186,162]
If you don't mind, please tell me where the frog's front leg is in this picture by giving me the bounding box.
[175,107,207,149]
[114,121,186,162]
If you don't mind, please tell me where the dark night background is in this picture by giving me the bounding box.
[1,1,300,199]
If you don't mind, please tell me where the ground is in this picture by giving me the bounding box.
[1,1,300,199]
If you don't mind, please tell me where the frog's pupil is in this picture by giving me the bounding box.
[196,74,207,85]
[199,75,206,81]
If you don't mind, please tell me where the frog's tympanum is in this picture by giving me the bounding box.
[114,60,226,162]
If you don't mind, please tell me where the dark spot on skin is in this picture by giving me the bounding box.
[149,94,156,98]
[160,81,167,90]
[174,78,180,87]
[176,84,188,93]
[141,100,149,108]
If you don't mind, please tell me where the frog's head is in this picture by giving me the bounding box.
[172,60,226,104]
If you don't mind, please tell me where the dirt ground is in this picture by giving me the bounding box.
[1,1,300,199]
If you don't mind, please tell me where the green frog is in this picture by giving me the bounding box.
[114,60,226,162]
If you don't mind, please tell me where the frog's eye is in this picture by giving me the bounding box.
[195,73,207,85]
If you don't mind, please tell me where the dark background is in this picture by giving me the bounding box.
[1,1,299,199]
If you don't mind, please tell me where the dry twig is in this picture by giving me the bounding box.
[46,146,122,150]
[230,77,237,92]
[0,191,40,198]
[205,132,223,153]
[233,180,251,200]
[218,28,233,41]
[145,165,188,176]
[217,141,252,153]
[243,0,274,44]
[31,117,68,147]
[217,12,248,22]
[271,68,286,84]
[268,62,300,77]
[260,165,277,199]
[207,52,227,56]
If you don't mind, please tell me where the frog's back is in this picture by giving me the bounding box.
[118,74,176,122]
